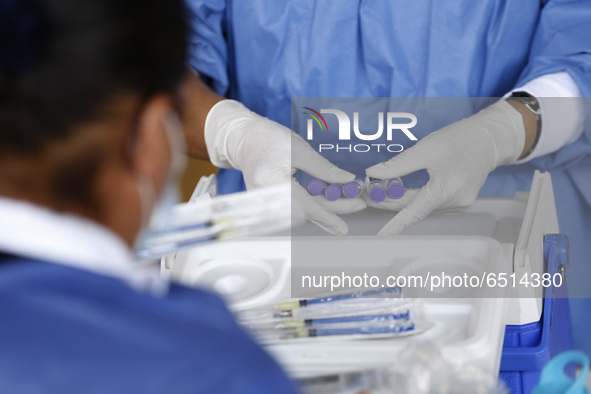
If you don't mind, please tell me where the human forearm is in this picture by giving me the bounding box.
[181,72,224,160]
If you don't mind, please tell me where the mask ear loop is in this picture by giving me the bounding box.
[134,174,165,268]
[161,110,187,176]
[134,110,187,248]
[135,174,157,231]
[128,102,188,261]
[124,98,157,234]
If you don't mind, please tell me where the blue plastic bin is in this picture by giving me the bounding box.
[499,234,573,394]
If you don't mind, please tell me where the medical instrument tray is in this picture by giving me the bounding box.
[163,171,566,384]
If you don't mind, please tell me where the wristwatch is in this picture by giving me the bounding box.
[506,91,542,157]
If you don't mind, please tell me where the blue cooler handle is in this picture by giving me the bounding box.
[532,350,589,394]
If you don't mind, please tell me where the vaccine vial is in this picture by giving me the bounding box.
[324,184,342,201]
[307,179,326,196]
[367,179,387,203]
[342,180,364,199]
[386,178,404,199]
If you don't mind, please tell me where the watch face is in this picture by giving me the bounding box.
[509,92,540,113]
[511,91,533,98]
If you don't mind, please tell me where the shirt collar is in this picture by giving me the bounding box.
[0,197,169,295]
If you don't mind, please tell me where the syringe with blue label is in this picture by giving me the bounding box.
[254,321,416,342]
[277,310,411,329]
[276,286,402,312]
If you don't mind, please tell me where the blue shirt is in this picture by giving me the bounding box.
[0,255,298,394]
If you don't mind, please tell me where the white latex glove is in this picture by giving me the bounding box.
[366,100,526,235]
[205,99,366,235]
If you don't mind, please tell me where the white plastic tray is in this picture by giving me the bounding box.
[168,236,511,378]
[164,171,559,378]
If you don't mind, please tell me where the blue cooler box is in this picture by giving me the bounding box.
[500,234,573,394]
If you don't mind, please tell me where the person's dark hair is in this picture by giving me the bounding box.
[0,0,187,152]
[0,0,187,207]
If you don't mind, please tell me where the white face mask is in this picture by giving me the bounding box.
[134,111,187,255]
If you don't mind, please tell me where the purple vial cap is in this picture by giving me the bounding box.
[369,187,387,203]
[308,179,325,196]
[324,184,342,201]
[342,181,361,199]
[387,182,405,199]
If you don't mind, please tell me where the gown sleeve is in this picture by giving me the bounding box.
[184,0,230,95]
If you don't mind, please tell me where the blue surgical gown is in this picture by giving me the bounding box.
[0,255,298,393]
[185,0,591,355]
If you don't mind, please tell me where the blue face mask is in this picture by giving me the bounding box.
[134,111,187,258]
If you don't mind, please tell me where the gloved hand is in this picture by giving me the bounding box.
[365,100,526,235]
[205,99,366,235]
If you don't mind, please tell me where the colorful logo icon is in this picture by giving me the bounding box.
[303,107,329,131]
